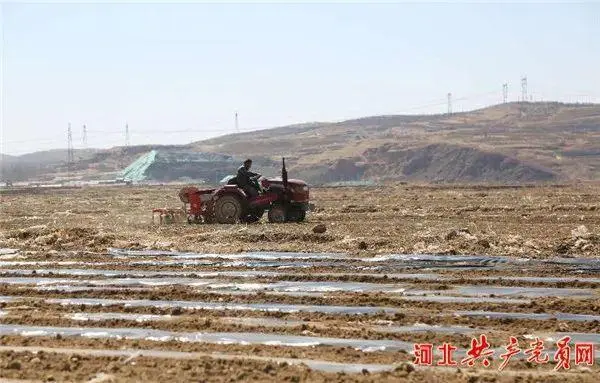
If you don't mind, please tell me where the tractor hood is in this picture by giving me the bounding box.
[266,177,307,186]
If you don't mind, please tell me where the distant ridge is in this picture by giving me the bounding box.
[2,101,600,184]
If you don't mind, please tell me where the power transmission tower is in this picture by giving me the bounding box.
[235,112,239,133]
[125,123,130,147]
[521,76,528,102]
[67,123,74,162]
[82,124,87,148]
[502,83,508,103]
[67,123,74,175]
[447,93,452,115]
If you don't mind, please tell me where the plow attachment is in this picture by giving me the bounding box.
[152,208,187,224]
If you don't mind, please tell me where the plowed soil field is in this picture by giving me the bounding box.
[0,183,599,382]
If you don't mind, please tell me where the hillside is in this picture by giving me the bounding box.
[2,101,600,184]
[191,101,600,183]
[0,145,191,182]
[364,143,558,182]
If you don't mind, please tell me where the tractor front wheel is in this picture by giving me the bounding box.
[287,208,306,223]
[242,208,264,224]
[214,195,243,224]
[268,205,287,223]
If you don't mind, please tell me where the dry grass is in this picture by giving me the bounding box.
[2,183,600,258]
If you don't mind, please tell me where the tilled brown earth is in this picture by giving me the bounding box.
[0,255,598,382]
[3,184,600,258]
[0,335,413,365]
[0,184,599,381]
[1,348,596,383]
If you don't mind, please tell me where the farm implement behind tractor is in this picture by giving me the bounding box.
[157,158,310,224]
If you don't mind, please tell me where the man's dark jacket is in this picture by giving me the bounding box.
[237,165,258,187]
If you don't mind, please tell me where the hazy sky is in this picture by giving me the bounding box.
[1,1,599,155]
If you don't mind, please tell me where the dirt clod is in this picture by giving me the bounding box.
[312,224,327,234]
[394,363,415,374]
[7,361,21,370]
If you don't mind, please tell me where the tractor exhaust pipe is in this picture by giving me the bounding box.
[282,157,288,189]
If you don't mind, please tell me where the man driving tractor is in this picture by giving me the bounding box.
[237,159,260,199]
[177,157,309,224]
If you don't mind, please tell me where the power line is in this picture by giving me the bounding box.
[450,89,501,103]
[2,127,261,145]
[0,88,518,146]
[5,85,599,148]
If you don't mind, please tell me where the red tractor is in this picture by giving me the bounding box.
[178,158,309,224]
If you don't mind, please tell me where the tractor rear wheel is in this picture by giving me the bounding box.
[268,205,287,223]
[214,195,243,224]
